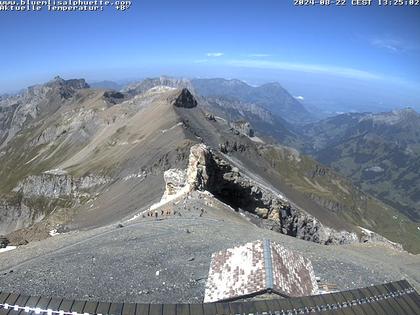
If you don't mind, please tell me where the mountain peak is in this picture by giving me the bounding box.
[47,77,90,90]
[52,75,65,83]
[170,88,197,108]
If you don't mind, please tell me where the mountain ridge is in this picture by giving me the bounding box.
[1,76,418,253]
[1,76,419,304]
[191,78,314,124]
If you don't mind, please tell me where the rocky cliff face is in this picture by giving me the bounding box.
[359,227,403,251]
[13,171,109,199]
[230,120,254,137]
[163,144,405,250]
[0,103,18,146]
[163,169,188,197]
[0,197,37,235]
[0,77,90,148]
[123,76,194,96]
[166,144,359,245]
[0,171,109,235]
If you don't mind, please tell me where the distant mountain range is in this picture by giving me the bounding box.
[89,77,335,126]
[89,80,124,91]
[191,78,314,124]
[198,96,304,148]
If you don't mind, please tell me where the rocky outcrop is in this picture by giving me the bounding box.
[359,227,403,251]
[169,144,359,245]
[0,197,44,235]
[182,144,402,248]
[13,171,109,199]
[186,144,213,191]
[308,193,349,214]
[0,103,18,138]
[219,140,249,154]
[15,173,71,198]
[103,91,126,105]
[204,112,216,121]
[163,169,187,197]
[0,77,90,148]
[230,120,254,137]
[0,236,9,248]
[170,89,197,108]
[0,171,110,235]
[122,76,194,96]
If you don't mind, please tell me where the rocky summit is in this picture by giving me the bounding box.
[0,77,418,303]
[170,88,198,108]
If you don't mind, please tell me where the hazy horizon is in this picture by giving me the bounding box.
[3,71,419,115]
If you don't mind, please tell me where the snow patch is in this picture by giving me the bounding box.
[150,185,190,211]
[44,168,68,175]
[365,166,384,173]
[0,246,16,253]
[161,122,183,134]
[359,227,374,236]
[127,186,190,222]
[147,86,176,94]
[123,171,147,181]
[249,135,264,143]
[49,229,60,237]
[215,116,227,122]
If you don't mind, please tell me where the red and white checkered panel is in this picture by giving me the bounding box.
[204,240,318,303]
[204,240,266,303]
[271,242,318,297]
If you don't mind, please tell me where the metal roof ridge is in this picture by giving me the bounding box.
[263,238,273,292]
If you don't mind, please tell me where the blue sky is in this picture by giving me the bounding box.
[0,1,419,110]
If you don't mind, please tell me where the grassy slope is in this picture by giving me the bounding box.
[318,138,420,222]
[260,145,420,254]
